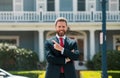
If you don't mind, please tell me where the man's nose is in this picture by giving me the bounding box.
[60,27,64,29]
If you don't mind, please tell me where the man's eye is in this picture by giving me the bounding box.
[62,26,65,28]
[58,26,61,28]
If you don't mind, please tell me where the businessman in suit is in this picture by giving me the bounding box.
[45,17,80,78]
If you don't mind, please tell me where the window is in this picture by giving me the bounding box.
[60,0,73,11]
[119,0,120,10]
[77,0,85,11]
[116,38,120,51]
[47,0,55,11]
[0,0,12,11]
[0,36,19,46]
[113,35,120,51]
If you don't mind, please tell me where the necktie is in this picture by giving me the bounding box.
[59,37,64,47]
[59,37,64,73]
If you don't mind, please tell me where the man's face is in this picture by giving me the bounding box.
[55,21,68,37]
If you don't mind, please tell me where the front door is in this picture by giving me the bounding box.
[77,39,84,62]
[69,37,84,62]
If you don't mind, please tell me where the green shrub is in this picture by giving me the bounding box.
[108,71,120,78]
[85,60,94,70]
[86,50,120,70]
[0,43,39,71]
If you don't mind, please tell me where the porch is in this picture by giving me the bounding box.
[0,11,120,22]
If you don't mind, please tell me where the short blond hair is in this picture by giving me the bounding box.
[55,17,67,26]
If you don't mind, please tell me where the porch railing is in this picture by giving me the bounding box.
[0,11,120,22]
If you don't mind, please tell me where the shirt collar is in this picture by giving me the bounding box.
[56,34,66,39]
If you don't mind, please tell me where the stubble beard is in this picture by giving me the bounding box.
[57,30,66,37]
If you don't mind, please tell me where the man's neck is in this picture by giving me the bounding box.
[56,34,66,39]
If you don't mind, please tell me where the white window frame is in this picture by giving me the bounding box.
[109,0,119,11]
[87,0,96,11]
[13,0,23,11]
[0,36,19,46]
[113,35,120,50]
[36,0,45,12]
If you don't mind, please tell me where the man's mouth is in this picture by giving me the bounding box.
[59,31,64,33]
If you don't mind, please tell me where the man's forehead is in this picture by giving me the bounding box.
[55,17,67,26]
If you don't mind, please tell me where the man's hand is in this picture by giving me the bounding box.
[65,57,71,63]
[71,49,75,53]
[52,40,63,52]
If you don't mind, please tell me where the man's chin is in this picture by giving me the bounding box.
[58,34,65,37]
[57,32,66,36]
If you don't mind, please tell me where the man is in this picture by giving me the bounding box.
[45,17,80,78]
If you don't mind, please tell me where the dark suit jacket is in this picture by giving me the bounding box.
[45,36,80,78]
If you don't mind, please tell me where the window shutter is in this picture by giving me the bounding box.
[13,0,23,11]
[109,0,119,11]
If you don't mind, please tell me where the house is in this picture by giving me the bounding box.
[0,0,120,70]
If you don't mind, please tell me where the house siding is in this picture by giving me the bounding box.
[95,30,120,53]
[0,31,38,52]
[107,30,120,50]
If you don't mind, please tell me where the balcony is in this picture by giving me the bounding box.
[0,11,120,23]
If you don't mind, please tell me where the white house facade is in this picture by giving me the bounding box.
[0,0,120,70]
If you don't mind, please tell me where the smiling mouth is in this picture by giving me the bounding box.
[60,31,64,33]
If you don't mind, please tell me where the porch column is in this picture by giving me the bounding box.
[90,30,95,60]
[38,30,44,62]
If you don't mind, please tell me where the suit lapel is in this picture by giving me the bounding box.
[55,36,59,43]
[53,36,69,48]
[64,37,68,48]
[52,36,59,44]
[53,36,61,55]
